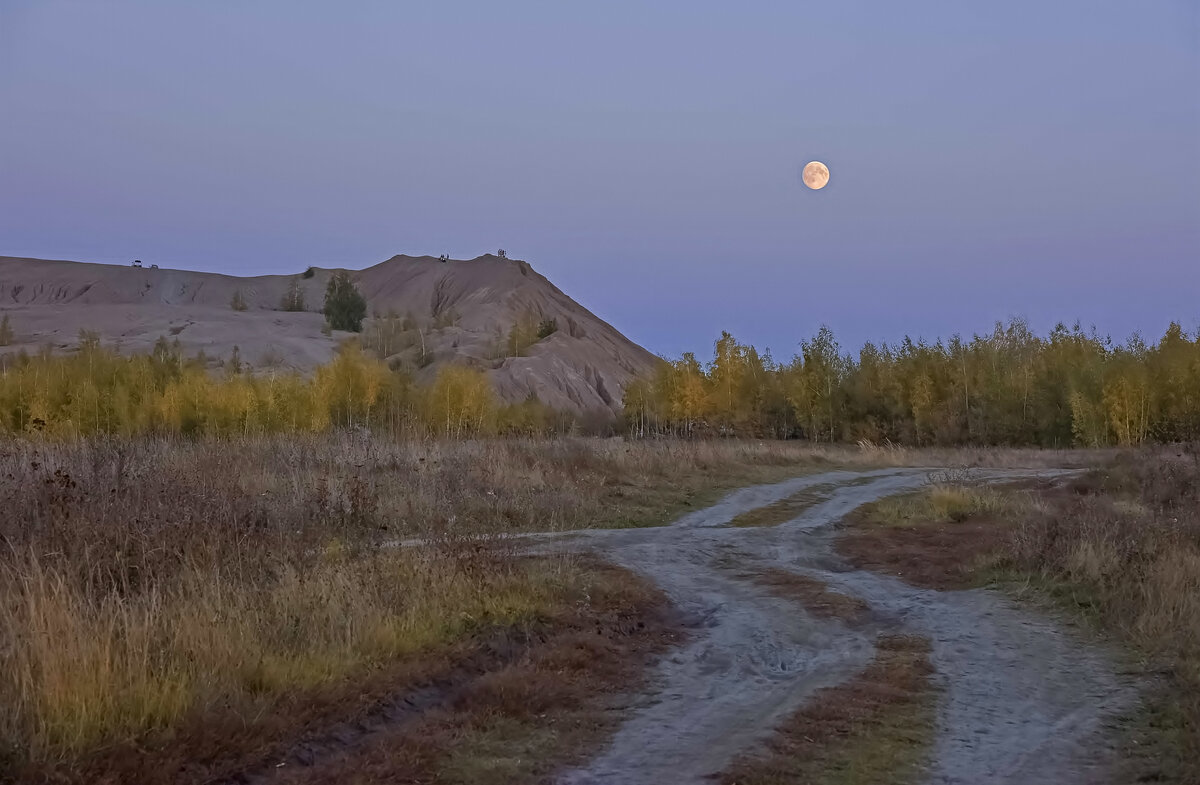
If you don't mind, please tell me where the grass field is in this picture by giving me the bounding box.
[0,436,827,777]
[0,435,1110,779]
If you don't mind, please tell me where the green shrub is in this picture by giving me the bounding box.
[323,272,367,332]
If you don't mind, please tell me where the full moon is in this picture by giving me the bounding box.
[802,161,830,190]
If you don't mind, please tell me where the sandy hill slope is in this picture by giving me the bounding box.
[0,254,659,417]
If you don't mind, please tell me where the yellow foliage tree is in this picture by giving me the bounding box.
[422,365,496,437]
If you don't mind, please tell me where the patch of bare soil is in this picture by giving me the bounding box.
[718,634,936,785]
[22,562,679,785]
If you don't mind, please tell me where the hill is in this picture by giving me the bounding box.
[0,254,659,417]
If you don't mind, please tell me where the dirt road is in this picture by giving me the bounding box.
[544,469,1136,785]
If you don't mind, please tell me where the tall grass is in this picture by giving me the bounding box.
[0,435,1103,770]
[0,436,620,767]
[1001,448,1200,780]
[4,547,568,763]
[1008,451,1200,662]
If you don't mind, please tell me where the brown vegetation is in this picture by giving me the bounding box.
[0,430,1126,781]
[840,453,1200,782]
[31,561,675,785]
[743,568,871,624]
[719,635,936,785]
[0,436,729,781]
[256,560,678,785]
[1005,450,1200,783]
[0,435,948,780]
[729,486,835,527]
[837,476,1047,590]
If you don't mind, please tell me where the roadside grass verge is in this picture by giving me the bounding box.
[262,561,678,785]
[719,634,936,785]
[1002,450,1200,783]
[24,559,675,785]
[855,471,1032,529]
[837,475,1040,590]
[6,547,568,769]
[0,436,697,779]
[838,452,1200,783]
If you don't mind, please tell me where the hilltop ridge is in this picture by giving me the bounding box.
[0,254,659,417]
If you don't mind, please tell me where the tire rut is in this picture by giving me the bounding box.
[543,468,1136,785]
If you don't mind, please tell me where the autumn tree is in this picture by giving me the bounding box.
[280,278,306,312]
[620,319,1200,448]
[422,365,496,437]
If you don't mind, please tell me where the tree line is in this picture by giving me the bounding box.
[0,335,566,439]
[622,320,1200,446]
[6,316,1198,446]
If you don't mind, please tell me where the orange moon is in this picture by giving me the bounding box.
[802,161,830,190]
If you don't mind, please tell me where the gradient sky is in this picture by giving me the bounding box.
[2,1,1198,358]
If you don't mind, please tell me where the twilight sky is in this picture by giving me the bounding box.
[1,1,1197,358]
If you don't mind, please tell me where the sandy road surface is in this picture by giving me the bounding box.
[538,469,1136,785]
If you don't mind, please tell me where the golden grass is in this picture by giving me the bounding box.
[856,474,1033,529]
[2,544,573,764]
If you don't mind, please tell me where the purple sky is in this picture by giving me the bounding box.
[1,1,1197,358]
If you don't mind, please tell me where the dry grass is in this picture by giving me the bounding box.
[6,548,571,764]
[837,473,1043,589]
[1001,448,1200,783]
[858,471,1034,528]
[258,562,679,785]
[744,568,871,624]
[0,435,717,776]
[842,451,1200,782]
[719,634,936,785]
[0,434,1108,779]
[729,487,835,527]
[725,478,878,528]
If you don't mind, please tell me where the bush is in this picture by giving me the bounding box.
[230,290,248,312]
[302,266,316,279]
[323,272,367,332]
[0,314,13,346]
[537,318,558,339]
